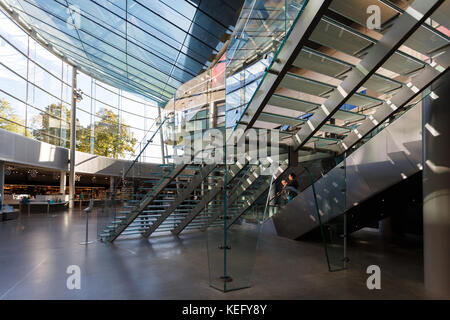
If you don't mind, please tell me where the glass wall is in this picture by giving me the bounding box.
[225,57,271,128]
[0,10,163,163]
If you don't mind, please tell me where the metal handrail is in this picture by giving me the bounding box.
[112,114,171,195]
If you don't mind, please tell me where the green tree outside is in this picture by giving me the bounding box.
[1,98,137,159]
[0,98,27,135]
[78,108,137,158]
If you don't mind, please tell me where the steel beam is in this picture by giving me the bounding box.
[200,168,260,231]
[142,163,217,237]
[171,181,224,235]
[69,66,77,209]
[291,0,445,152]
[232,0,331,142]
[174,157,252,234]
[107,163,188,242]
[330,48,450,154]
[145,1,331,236]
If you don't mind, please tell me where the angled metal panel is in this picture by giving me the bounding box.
[403,25,449,55]
[295,47,406,92]
[430,0,450,28]
[293,48,352,78]
[364,74,403,94]
[258,112,305,127]
[382,51,426,76]
[280,71,385,107]
[258,112,350,134]
[329,0,398,28]
[346,93,383,109]
[334,109,366,122]
[309,19,373,56]
[321,123,350,134]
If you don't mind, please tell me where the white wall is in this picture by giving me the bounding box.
[0,128,162,177]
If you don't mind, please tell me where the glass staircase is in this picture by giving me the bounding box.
[96,0,449,291]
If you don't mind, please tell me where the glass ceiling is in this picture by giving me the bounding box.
[0,0,243,104]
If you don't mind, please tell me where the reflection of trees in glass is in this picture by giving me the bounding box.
[32,103,72,147]
[0,98,26,135]
[78,108,137,158]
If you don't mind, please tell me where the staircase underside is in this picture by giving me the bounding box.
[272,99,424,239]
[102,0,449,241]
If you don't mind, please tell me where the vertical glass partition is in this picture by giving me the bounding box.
[305,159,348,272]
[259,158,348,273]
[205,0,309,292]
[207,160,278,292]
[224,163,278,291]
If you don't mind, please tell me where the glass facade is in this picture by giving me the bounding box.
[0,10,163,163]
[0,0,243,103]
[225,57,271,128]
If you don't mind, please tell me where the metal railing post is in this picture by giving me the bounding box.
[80,199,94,245]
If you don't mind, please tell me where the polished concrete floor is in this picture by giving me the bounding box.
[0,209,439,299]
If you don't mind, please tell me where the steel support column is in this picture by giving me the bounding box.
[158,107,166,164]
[422,70,450,297]
[0,161,4,209]
[60,171,66,195]
[69,66,77,209]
